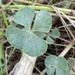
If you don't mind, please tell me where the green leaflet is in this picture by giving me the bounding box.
[14,7,35,30]
[32,10,52,32]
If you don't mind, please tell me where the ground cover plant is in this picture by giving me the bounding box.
[0,0,75,75]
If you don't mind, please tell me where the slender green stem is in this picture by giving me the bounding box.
[8,47,15,61]
[0,5,75,15]
[0,30,5,36]
[1,11,9,28]
[54,43,75,49]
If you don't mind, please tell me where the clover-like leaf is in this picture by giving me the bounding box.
[56,68,67,75]
[46,36,54,44]
[32,10,52,32]
[45,28,60,45]
[35,32,46,38]
[46,67,55,75]
[6,7,52,56]
[50,28,60,39]
[68,58,75,75]
[68,58,75,67]
[14,7,35,29]
[45,55,69,75]
[0,0,2,4]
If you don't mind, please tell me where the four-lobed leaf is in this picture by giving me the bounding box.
[6,7,52,57]
[45,55,69,75]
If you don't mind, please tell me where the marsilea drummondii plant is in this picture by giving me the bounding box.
[6,6,69,75]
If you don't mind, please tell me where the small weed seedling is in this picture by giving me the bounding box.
[6,7,69,75]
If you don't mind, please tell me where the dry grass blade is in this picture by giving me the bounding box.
[59,43,73,57]
[14,0,43,6]
[60,11,75,28]
[50,13,75,19]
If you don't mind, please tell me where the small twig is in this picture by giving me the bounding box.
[14,0,43,6]
[59,42,73,57]
[58,24,72,29]
[53,1,64,6]
[60,11,75,28]
[33,0,38,6]
[58,37,70,43]
[5,49,8,75]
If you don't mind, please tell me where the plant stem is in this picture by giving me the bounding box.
[14,0,43,6]
[0,30,5,36]
[0,5,75,15]
[8,47,15,61]
[1,11,9,28]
